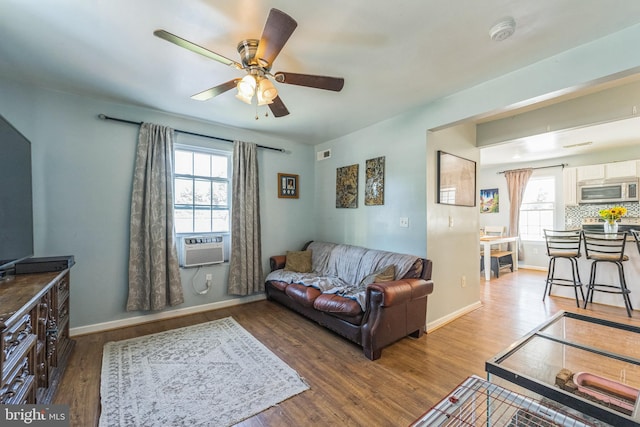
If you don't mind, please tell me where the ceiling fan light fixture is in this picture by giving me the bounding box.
[235,91,253,104]
[258,78,278,102]
[237,75,257,97]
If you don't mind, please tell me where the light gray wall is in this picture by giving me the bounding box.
[0,79,315,329]
[313,114,427,256]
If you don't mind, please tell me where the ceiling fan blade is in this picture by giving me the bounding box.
[255,9,298,68]
[268,96,290,117]
[154,29,243,69]
[191,79,240,101]
[274,72,344,92]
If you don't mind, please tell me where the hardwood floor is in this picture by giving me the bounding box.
[54,269,639,426]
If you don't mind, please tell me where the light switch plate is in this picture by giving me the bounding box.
[400,217,409,228]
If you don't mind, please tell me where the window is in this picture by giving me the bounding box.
[173,147,231,234]
[519,176,555,241]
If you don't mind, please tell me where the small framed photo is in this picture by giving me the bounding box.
[278,173,299,199]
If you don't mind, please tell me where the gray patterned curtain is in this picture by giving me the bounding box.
[127,123,183,311]
[228,141,263,295]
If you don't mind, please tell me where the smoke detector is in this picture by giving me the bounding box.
[490,17,516,41]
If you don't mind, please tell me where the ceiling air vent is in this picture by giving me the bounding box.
[316,149,331,161]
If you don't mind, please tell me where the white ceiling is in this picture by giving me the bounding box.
[480,115,640,167]
[2,0,640,153]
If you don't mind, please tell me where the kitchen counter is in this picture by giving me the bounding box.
[551,236,640,311]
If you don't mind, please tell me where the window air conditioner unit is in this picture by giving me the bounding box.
[180,236,224,267]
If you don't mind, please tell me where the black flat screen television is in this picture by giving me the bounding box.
[0,114,34,276]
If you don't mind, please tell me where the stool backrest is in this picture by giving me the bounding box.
[543,229,581,257]
[632,229,640,255]
[582,231,628,262]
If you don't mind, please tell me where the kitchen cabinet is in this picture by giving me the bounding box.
[562,166,577,206]
[576,164,604,181]
[576,160,638,182]
[605,159,637,179]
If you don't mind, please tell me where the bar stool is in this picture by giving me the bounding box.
[543,229,584,307]
[582,230,633,317]
[632,229,640,253]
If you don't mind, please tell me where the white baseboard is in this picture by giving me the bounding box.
[426,300,483,332]
[69,294,267,337]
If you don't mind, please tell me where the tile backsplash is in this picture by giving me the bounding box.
[565,202,640,228]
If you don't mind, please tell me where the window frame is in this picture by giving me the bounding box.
[518,175,556,242]
[173,144,232,237]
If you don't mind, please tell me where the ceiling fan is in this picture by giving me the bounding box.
[154,8,344,118]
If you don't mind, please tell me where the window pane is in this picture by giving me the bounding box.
[174,150,192,175]
[174,147,230,236]
[175,178,193,204]
[213,210,229,232]
[194,180,211,205]
[523,177,555,203]
[174,207,193,233]
[211,155,228,178]
[193,153,211,177]
[194,209,212,232]
[520,176,556,240]
[212,182,228,205]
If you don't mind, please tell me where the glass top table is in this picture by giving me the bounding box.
[486,311,640,426]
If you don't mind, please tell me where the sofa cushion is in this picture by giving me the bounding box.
[360,264,395,286]
[285,250,312,273]
[268,280,289,292]
[285,283,321,307]
[313,294,362,316]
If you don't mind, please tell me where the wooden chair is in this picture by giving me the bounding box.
[480,226,513,278]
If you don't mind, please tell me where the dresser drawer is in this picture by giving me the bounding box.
[1,314,35,368]
[0,344,36,404]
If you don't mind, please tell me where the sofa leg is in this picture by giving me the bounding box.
[363,347,382,361]
[409,328,424,339]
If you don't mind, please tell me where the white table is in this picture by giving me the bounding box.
[480,236,519,281]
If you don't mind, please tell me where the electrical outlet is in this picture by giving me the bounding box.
[206,274,212,281]
[400,217,409,228]
[461,275,466,288]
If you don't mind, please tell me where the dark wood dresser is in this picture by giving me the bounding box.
[0,269,74,404]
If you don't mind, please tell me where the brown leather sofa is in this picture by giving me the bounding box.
[265,241,434,360]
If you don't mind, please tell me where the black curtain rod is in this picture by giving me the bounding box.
[98,114,285,153]
[497,163,567,174]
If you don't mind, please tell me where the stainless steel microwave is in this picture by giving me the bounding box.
[578,178,639,204]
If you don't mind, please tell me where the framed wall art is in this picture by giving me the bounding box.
[437,151,476,207]
[480,188,499,213]
[277,173,299,199]
[336,164,359,208]
[365,156,385,206]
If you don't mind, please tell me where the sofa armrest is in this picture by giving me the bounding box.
[367,278,434,307]
[270,255,287,272]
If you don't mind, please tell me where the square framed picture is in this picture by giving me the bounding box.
[278,173,299,199]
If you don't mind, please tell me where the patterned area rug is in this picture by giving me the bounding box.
[99,317,309,426]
